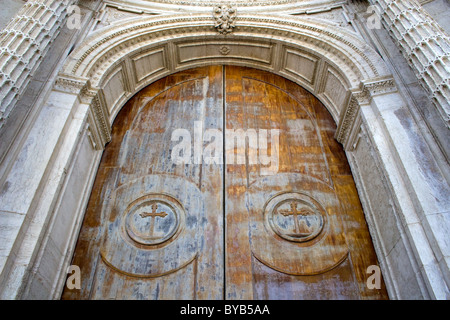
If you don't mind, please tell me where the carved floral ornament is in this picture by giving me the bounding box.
[213,5,237,34]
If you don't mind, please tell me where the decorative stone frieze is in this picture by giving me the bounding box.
[142,0,297,6]
[362,77,398,97]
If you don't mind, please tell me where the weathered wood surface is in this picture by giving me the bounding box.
[224,66,388,299]
[62,66,388,300]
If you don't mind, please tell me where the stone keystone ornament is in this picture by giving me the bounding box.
[213,5,237,34]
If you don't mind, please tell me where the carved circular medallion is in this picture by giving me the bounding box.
[124,194,183,246]
[265,192,326,243]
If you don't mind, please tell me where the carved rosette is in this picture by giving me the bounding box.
[265,193,326,243]
[213,5,237,34]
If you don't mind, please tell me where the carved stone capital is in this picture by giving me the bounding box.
[362,77,397,98]
[336,77,398,149]
[89,91,112,149]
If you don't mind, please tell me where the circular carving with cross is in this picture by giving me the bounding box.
[265,192,326,243]
[124,194,183,246]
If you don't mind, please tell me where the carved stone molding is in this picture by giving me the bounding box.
[213,5,237,34]
[89,92,112,149]
[362,77,397,97]
[66,15,389,85]
[335,76,397,147]
[336,94,360,146]
[60,14,394,152]
[54,74,89,95]
[74,79,112,149]
[143,0,297,6]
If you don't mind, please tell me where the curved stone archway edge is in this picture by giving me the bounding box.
[61,14,393,147]
[0,14,448,300]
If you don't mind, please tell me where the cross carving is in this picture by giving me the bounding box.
[139,203,168,237]
[278,201,313,236]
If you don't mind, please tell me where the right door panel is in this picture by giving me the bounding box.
[224,66,388,300]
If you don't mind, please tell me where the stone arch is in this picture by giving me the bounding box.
[57,14,394,150]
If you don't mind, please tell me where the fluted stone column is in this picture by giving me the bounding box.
[0,0,74,127]
[371,0,450,127]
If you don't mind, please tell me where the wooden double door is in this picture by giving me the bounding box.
[62,66,388,300]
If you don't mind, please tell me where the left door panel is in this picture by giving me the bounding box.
[61,66,224,300]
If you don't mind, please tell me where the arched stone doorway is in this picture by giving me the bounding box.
[3,13,445,300]
[61,65,388,299]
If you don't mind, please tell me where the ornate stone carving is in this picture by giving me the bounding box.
[213,5,237,34]
[219,45,231,55]
[363,77,397,97]
[0,0,74,129]
[336,95,360,146]
[67,15,387,86]
[125,196,183,246]
[267,194,326,243]
[145,0,296,6]
[90,93,112,148]
[370,0,450,127]
[62,14,393,154]
[336,76,397,147]
[54,75,88,94]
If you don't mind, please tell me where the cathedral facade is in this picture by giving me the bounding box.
[0,0,448,299]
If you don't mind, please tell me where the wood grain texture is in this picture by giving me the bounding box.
[62,66,388,300]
